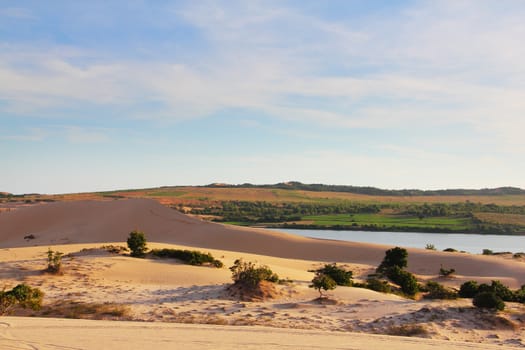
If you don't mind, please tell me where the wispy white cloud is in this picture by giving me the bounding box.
[1,0,525,153]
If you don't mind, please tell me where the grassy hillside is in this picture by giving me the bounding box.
[3,183,525,234]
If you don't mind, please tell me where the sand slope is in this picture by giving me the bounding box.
[1,317,517,350]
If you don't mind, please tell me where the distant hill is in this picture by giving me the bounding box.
[204,182,525,196]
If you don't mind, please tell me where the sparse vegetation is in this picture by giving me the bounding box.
[364,277,392,293]
[309,263,352,286]
[473,291,505,311]
[375,247,418,297]
[481,280,515,302]
[127,230,148,258]
[40,300,131,320]
[459,280,479,298]
[101,245,129,254]
[230,259,279,288]
[425,244,436,250]
[46,248,63,273]
[439,265,456,277]
[309,273,337,298]
[424,281,458,299]
[151,248,223,268]
[0,284,44,315]
[376,247,408,273]
[386,323,428,337]
[482,249,494,255]
[385,266,419,297]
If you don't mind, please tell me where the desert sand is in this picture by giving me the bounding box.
[1,198,524,349]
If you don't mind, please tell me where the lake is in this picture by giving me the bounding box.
[272,228,525,254]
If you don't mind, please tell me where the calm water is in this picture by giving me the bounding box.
[272,228,525,254]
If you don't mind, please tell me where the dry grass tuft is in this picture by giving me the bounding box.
[385,323,429,338]
[39,300,132,320]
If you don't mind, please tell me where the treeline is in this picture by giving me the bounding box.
[178,200,525,234]
[186,200,525,220]
[204,182,525,196]
[401,202,525,216]
[185,201,381,223]
[273,222,524,235]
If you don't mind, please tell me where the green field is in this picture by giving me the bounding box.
[302,214,473,231]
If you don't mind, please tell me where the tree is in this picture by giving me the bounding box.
[310,274,336,298]
[127,230,147,258]
[309,263,353,286]
[0,284,44,315]
[46,248,63,273]
[377,247,408,273]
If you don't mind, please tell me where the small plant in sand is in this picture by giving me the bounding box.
[425,244,436,250]
[438,265,456,277]
[151,248,223,268]
[229,259,279,288]
[386,323,428,337]
[46,248,63,273]
[364,277,392,293]
[309,263,353,286]
[473,291,505,311]
[310,273,336,298]
[127,230,148,258]
[424,281,458,300]
[0,284,44,315]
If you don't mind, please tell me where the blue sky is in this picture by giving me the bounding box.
[1,0,525,194]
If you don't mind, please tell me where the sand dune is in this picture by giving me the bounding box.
[2,198,525,288]
[1,198,525,348]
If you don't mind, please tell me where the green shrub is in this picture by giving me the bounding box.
[377,247,408,273]
[46,248,63,273]
[514,285,525,303]
[309,274,337,297]
[424,281,458,299]
[151,249,223,268]
[309,263,353,286]
[439,265,455,277]
[425,244,436,250]
[229,259,279,287]
[473,291,505,310]
[386,266,419,296]
[127,230,147,258]
[459,281,479,298]
[488,280,515,302]
[0,284,44,315]
[482,249,494,255]
[365,278,392,293]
